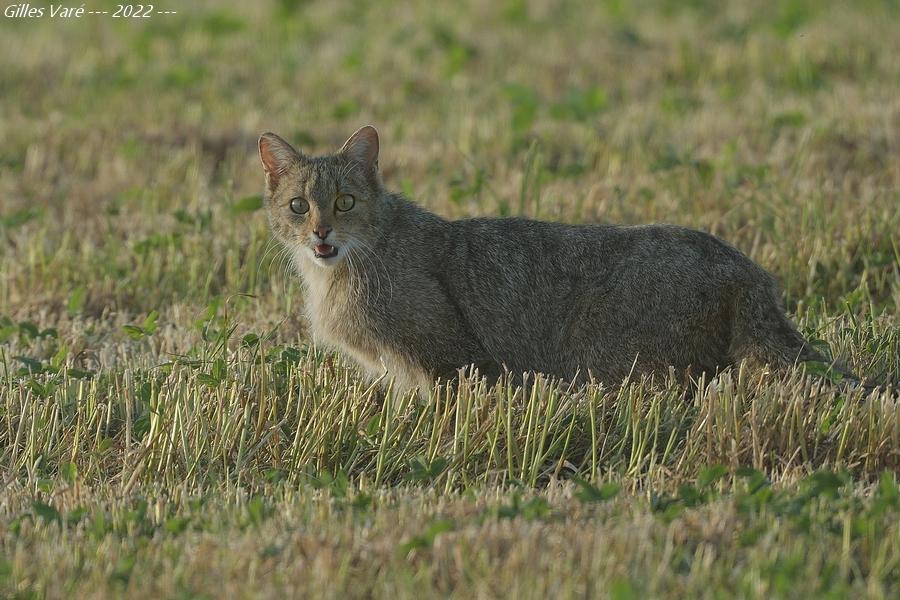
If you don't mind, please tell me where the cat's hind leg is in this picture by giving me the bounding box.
[727,284,855,381]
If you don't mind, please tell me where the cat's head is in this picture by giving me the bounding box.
[258,126,382,270]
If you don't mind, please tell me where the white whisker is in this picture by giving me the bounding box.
[344,240,391,317]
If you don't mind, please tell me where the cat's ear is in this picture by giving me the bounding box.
[339,125,379,172]
[258,132,299,190]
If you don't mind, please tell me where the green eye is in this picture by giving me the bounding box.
[289,197,309,215]
[336,194,356,212]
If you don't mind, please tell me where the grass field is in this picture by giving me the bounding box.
[1,0,899,597]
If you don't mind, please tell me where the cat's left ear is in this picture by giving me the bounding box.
[339,125,379,172]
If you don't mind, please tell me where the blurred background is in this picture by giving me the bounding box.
[1,0,897,356]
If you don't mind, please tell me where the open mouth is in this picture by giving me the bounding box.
[313,243,338,259]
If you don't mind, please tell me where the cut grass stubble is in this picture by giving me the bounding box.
[3,337,897,496]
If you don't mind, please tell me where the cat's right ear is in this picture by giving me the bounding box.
[258,133,299,191]
[339,125,379,173]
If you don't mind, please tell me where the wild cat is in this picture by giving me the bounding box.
[258,125,849,394]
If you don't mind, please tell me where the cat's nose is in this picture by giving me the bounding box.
[313,226,332,240]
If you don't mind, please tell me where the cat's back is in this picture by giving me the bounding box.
[446,217,759,282]
[445,216,617,279]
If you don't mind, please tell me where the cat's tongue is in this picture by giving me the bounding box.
[315,243,336,257]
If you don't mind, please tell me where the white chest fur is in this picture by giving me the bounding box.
[295,254,431,394]
[297,259,383,373]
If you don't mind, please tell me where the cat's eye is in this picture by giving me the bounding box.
[336,194,356,212]
[289,197,309,215]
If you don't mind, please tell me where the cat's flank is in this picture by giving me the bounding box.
[258,126,834,392]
